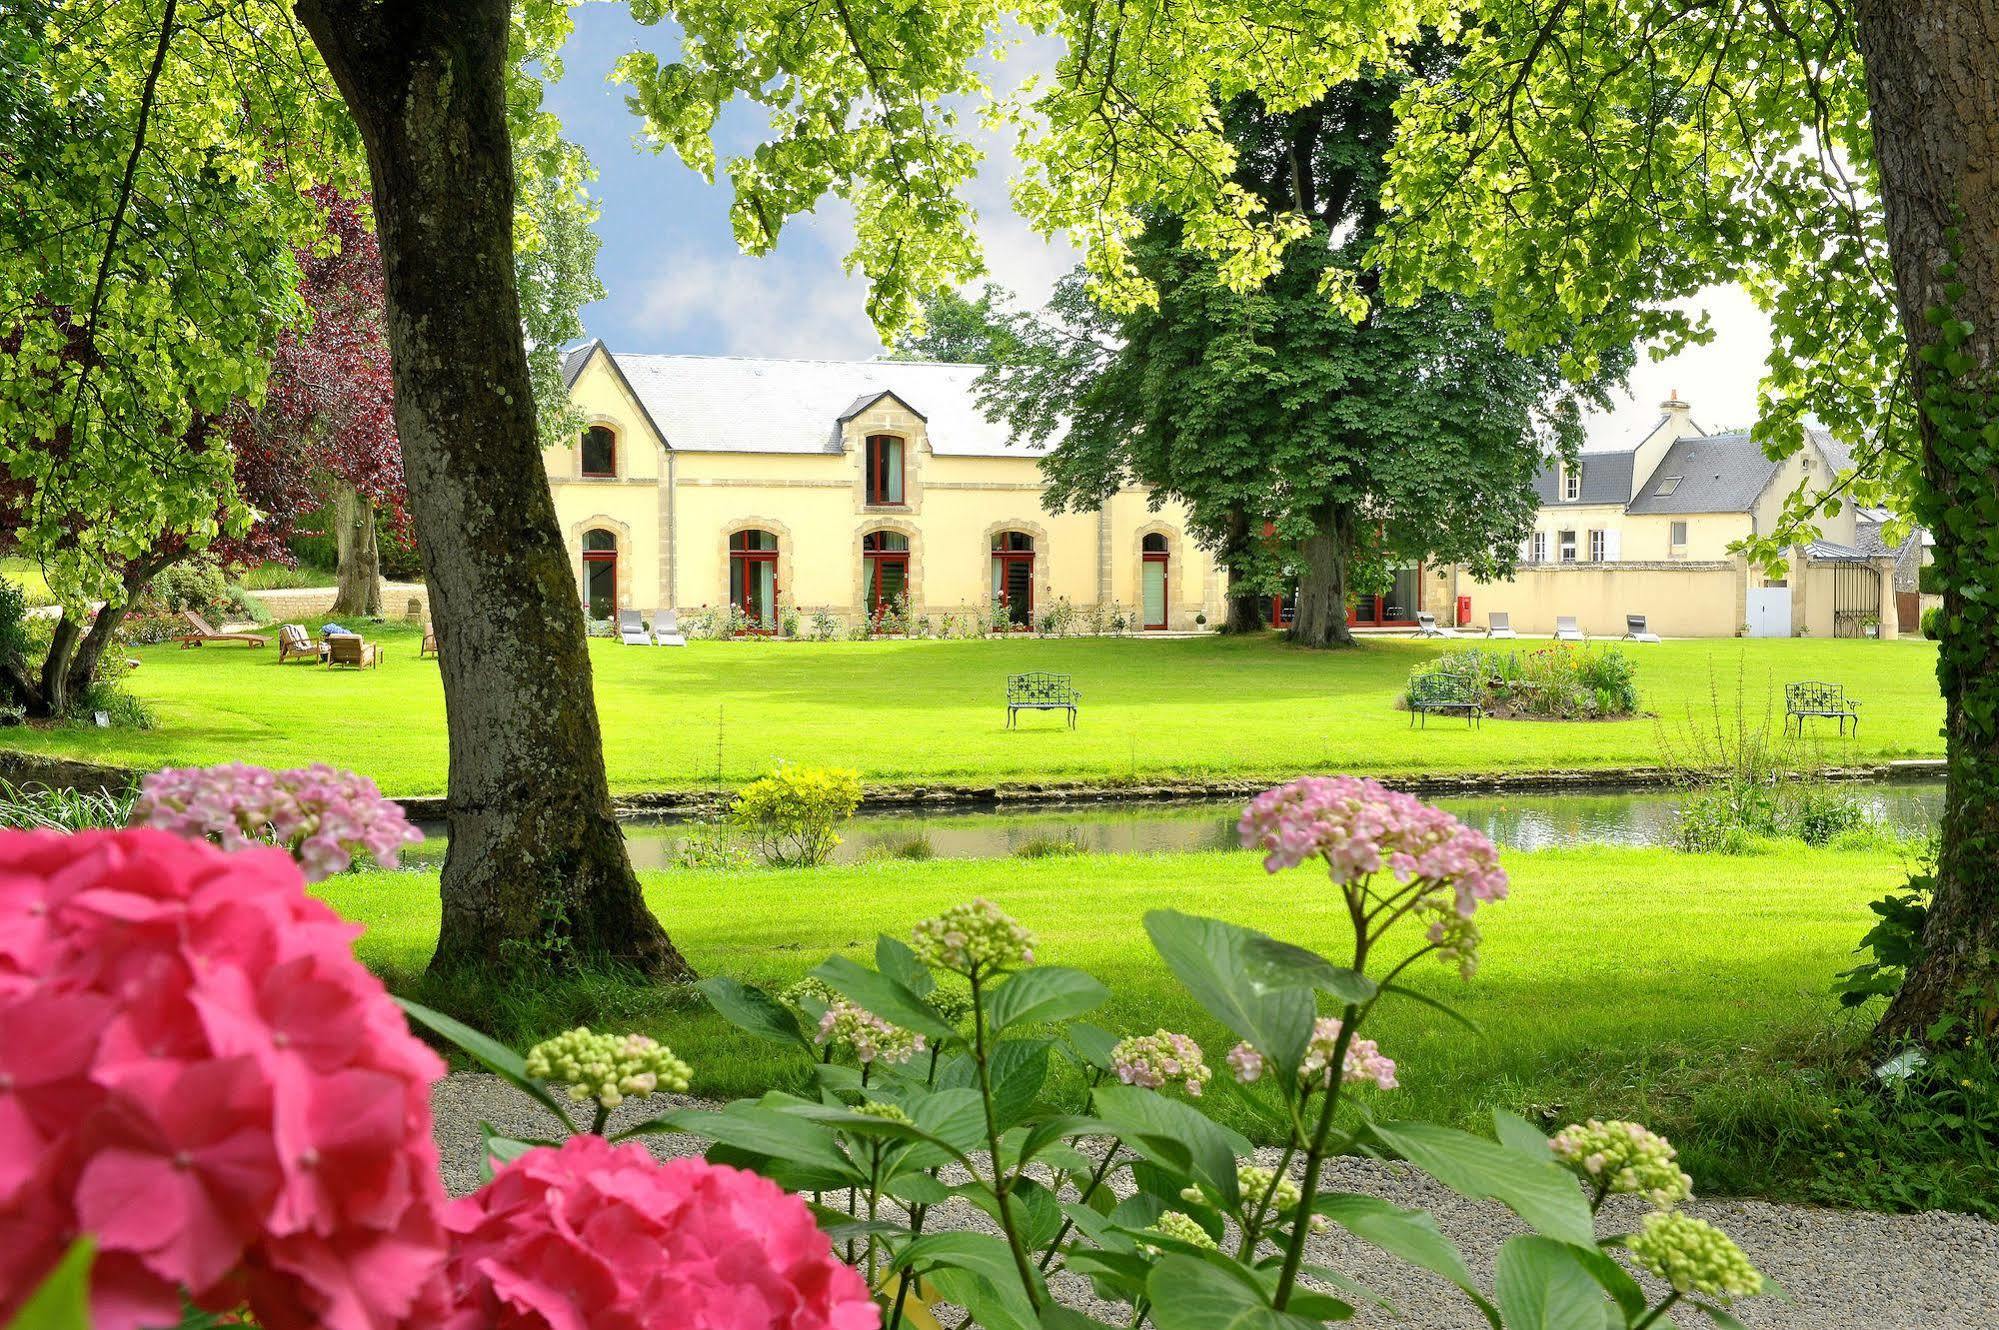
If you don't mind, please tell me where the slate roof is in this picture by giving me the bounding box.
[560,343,1039,457]
[1624,432,1786,514]
[1531,449,1638,506]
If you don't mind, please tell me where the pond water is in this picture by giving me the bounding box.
[409,780,1945,870]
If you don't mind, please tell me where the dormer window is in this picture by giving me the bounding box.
[1654,475,1682,497]
[1562,466,1581,501]
[867,435,905,505]
[581,425,616,477]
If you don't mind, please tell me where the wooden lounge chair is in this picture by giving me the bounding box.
[1486,612,1519,640]
[325,634,380,669]
[277,624,324,664]
[1554,616,1586,642]
[420,623,438,658]
[1622,613,1662,643]
[177,609,269,649]
[1410,611,1456,639]
[618,608,653,645]
[653,609,687,647]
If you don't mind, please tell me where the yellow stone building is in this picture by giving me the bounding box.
[546,343,1224,631]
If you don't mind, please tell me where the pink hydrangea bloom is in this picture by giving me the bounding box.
[1111,1030,1211,1096]
[430,1135,879,1330]
[0,829,449,1330]
[1229,1018,1398,1092]
[1237,776,1507,914]
[130,762,422,883]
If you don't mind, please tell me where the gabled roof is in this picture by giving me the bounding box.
[839,389,927,423]
[1532,451,1635,506]
[574,350,1043,457]
[1624,432,1786,514]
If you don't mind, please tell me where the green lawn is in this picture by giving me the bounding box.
[2,626,1943,795]
[324,841,1907,1194]
[2,557,54,608]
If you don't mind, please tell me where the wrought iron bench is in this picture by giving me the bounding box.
[1785,681,1861,737]
[1006,672,1080,729]
[1407,671,1484,729]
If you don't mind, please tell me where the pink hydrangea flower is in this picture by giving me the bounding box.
[429,1135,879,1330]
[130,762,422,883]
[1229,1018,1398,1092]
[0,828,449,1330]
[1238,776,1507,915]
[1111,1030,1211,1096]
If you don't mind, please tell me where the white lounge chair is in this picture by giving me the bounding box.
[653,609,687,647]
[1622,613,1662,643]
[619,609,653,645]
[1411,611,1457,639]
[1555,616,1586,642]
[1486,612,1518,640]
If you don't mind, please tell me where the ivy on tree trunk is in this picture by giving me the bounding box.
[1856,0,1999,1044]
[294,0,691,981]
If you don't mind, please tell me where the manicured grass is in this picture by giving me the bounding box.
[1,628,1944,795]
[323,841,1908,1194]
[233,562,339,590]
[2,557,54,608]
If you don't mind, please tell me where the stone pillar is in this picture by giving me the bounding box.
[1730,554,1750,636]
[1876,557,1900,640]
[1096,504,1113,612]
[1790,549,1809,636]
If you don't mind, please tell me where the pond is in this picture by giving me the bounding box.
[408,779,1945,870]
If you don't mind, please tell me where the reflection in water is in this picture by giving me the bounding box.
[409,781,1944,871]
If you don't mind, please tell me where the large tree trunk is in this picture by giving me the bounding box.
[1292,502,1357,648]
[295,0,692,980]
[1857,0,1999,1044]
[329,479,384,617]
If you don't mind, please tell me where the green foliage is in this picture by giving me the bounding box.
[674,822,756,871]
[730,763,864,866]
[1833,874,1933,1009]
[1920,605,1943,641]
[1806,1041,1999,1218]
[1013,834,1083,860]
[1414,645,1638,721]
[0,780,135,831]
[142,562,230,616]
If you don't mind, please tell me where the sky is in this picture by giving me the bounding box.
[545,8,1772,452]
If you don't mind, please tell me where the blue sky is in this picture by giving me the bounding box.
[546,8,1770,447]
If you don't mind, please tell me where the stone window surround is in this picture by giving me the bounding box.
[983,517,1052,620]
[841,398,929,517]
[570,415,629,481]
[569,513,634,613]
[851,518,925,616]
[718,516,796,619]
[1129,520,1185,629]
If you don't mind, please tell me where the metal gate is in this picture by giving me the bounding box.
[1830,560,1883,637]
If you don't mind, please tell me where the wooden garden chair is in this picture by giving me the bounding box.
[325,634,381,669]
[277,624,324,664]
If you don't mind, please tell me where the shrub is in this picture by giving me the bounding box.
[1778,783,1873,846]
[674,821,756,870]
[224,580,273,625]
[1921,604,1943,639]
[810,608,840,640]
[145,559,231,614]
[1833,869,1933,1008]
[1673,787,1770,854]
[1013,832,1085,859]
[728,763,863,866]
[0,576,28,665]
[1407,644,1638,719]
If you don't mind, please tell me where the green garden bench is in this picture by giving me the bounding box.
[1007,672,1080,729]
[1785,681,1861,737]
[1408,671,1483,729]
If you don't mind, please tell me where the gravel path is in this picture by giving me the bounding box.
[433,1073,1999,1328]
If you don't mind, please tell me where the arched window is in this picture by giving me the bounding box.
[581,425,616,477]
[729,529,779,632]
[1141,533,1170,631]
[990,530,1035,627]
[866,435,905,505]
[582,529,618,620]
[862,530,910,618]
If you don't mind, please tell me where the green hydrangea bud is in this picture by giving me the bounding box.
[1550,1119,1694,1206]
[1626,1211,1764,1300]
[524,1026,693,1112]
[852,1100,914,1124]
[911,899,1035,975]
[1138,1211,1216,1255]
[926,988,974,1024]
[780,977,838,1012]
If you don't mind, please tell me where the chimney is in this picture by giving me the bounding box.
[1661,388,1690,415]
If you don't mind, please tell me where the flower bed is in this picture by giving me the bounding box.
[1408,643,1642,720]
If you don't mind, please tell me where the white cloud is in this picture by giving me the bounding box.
[1582,285,1774,448]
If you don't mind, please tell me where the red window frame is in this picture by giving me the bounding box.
[582,531,617,620]
[729,531,780,634]
[1346,562,1424,628]
[581,425,617,478]
[862,531,910,617]
[866,435,905,506]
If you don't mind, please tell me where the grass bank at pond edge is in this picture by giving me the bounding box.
[318,840,1994,1213]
